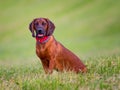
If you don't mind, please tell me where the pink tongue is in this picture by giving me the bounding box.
[38,34,44,37]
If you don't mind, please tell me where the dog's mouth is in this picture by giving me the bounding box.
[37,33,44,38]
[36,32,50,43]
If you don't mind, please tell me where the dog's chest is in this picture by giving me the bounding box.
[36,44,50,59]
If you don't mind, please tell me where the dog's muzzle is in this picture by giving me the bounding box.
[36,27,45,38]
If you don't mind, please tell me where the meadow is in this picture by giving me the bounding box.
[0,0,120,90]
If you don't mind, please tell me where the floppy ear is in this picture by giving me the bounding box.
[46,19,55,36]
[29,21,35,37]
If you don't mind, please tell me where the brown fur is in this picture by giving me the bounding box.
[29,18,87,74]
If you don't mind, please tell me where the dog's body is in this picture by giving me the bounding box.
[29,18,87,74]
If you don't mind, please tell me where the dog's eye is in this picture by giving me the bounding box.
[35,22,39,26]
[42,22,46,26]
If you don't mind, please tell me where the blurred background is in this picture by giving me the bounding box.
[0,0,120,66]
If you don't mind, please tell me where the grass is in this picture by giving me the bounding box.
[0,0,120,90]
[0,55,120,90]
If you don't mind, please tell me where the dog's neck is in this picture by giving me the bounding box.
[36,36,50,44]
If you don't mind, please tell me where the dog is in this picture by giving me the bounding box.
[29,17,87,74]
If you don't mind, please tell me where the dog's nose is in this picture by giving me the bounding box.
[38,29,42,33]
[36,27,44,33]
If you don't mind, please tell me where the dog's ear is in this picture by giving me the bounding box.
[29,21,35,37]
[46,19,55,36]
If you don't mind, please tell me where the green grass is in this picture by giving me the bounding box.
[0,55,120,90]
[0,0,120,90]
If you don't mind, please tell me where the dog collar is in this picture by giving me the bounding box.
[36,36,50,44]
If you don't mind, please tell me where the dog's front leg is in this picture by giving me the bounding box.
[48,59,55,74]
[41,59,50,74]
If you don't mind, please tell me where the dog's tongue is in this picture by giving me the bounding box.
[38,34,44,37]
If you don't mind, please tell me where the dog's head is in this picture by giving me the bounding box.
[29,18,55,38]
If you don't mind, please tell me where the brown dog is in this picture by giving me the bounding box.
[29,17,87,74]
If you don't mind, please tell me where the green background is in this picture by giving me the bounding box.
[0,0,120,89]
